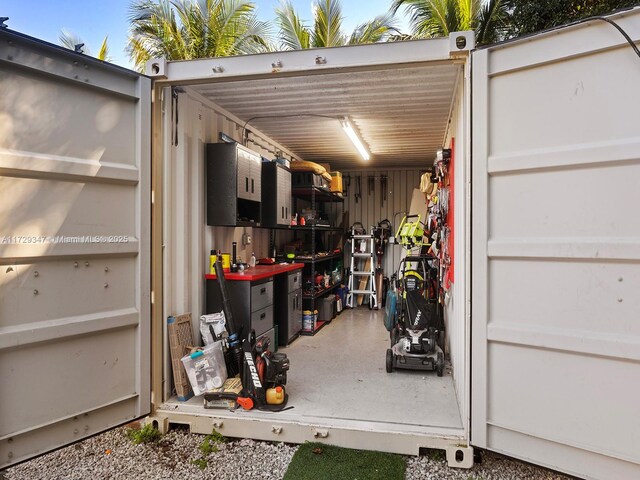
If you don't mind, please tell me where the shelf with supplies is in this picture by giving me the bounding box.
[291,186,344,203]
[294,252,343,264]
[269,225,344,232]
[302,282,341,300]
[299,320,329,336]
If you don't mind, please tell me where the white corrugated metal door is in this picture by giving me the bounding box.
[471,8,640,480]
[0,30,151,467]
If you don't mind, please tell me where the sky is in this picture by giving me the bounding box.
[2,0,411,70]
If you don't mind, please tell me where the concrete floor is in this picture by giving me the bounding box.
[164,308,462,434]
[280,308,462,429]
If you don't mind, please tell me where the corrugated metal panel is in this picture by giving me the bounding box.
[161,87,303,398]
[444,63,469,432]
[0,29,150,467]
[341,169,423,277]
[191,64,460,170]
[472,8,640,480]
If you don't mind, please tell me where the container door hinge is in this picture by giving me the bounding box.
[151,291,155,305]
[446,445,474,469]
[151,190,155,205]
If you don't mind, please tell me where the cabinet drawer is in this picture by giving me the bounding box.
[251,281,273,311]
[251,306,273,337]
[288,271,301,293]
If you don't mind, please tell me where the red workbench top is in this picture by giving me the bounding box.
[205,263,304,282]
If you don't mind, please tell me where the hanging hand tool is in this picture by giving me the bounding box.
[355,176,361,203]
[380,175,387,208]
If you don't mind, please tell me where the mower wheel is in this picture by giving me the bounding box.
[436,352,444,377]
[438,330,446,351]
[386,349,394,373]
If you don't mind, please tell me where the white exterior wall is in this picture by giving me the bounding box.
[472,8,640,479]
[0,30,150,467]
[443,63,471,431]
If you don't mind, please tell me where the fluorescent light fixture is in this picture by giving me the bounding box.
[341,118,370,161]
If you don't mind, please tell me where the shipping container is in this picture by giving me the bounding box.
[0,7,639,479]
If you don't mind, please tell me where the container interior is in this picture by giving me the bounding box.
[158,54,470,445]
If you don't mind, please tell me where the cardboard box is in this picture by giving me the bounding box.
[330,171,342,193]
[203,376,243,409]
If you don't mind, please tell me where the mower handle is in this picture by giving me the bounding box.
[404,255,437,262]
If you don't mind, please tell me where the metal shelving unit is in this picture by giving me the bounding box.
[292,186,344,336]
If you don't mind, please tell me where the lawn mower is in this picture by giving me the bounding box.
[384,215,445,376]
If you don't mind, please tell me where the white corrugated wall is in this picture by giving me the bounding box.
[340,169,423,277]
[443,61,470,428]
[161,87,299,399]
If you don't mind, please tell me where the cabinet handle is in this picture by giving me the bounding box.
[282,206,284,219]
[260,287,266,294]
[245,177,249,192]
[260,312,266,319]
[251,178,254,193]
[293,276,298,284]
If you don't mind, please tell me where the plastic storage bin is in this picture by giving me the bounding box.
[318,296,336,322]
[181,341,228,395]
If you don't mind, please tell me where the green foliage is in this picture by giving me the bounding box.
[199,428,227,455]
[275,1,311,49]
[283,442,406,480]
[127,423,161,444]
[426,448,446,462]
[391,0,509,44]
[127,0,272,71]
[59,30,112,61]
[191,457,208,470]
[189,429,227,471]
[274,0,397,50]
[505,1,639,37]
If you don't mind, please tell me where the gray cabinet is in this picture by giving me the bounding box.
[274,270,303,346]
[261,162,291,227]
[206,278,274,339]
[207,143,262,226]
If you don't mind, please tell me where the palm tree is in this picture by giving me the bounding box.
[390,0,509,45]
[274,0,398,50]
[127,0,271,71]
[59,29,112,61]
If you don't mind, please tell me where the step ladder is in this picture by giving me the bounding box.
[346,226,378,309]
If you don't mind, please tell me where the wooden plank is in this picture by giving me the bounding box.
[356,256,372,306]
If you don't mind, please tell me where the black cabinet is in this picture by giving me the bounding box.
[261,162,291,227]
[206,143,262,226]
[274,270,302,346]
[206,278,274,341]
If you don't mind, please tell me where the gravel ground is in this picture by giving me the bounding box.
[4,425,575,480]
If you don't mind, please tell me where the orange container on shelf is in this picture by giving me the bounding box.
[330,171,342,193]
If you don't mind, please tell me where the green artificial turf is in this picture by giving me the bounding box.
[283,442,406,480]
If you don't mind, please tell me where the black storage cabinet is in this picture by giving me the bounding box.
[261,162,292,227]
[206,143,262,226]
[274,270,303,346]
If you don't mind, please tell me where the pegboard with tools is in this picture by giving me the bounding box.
[422,142,454,294]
